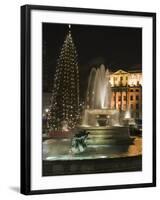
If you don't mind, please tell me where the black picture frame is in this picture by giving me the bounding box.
[21,4,156,195]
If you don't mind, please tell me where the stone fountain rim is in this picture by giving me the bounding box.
[77,125,129,130]
[84,108,119,115]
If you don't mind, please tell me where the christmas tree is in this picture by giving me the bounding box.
[47,25,80,131]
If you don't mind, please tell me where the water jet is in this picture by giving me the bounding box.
[79,64,133,145]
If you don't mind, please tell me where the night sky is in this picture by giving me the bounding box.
[43,23,142,98]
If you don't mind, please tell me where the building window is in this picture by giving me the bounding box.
[123,96,126,101]
[114,77,117,81]
[136,95,139,100]
[136,103,139,110]
[130,95,133,101]
[136,89,139,92]
[130,104,133,109]
[120,76,123,81]
[118,96,121,101]
[137,81,139,85]
[126,76,128,80]
[130,89,133,92]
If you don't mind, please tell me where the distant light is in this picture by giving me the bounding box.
[45,108,49,113]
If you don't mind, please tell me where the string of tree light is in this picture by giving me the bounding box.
[47,25,80,131]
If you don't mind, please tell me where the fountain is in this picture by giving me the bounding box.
[78,64,133,145]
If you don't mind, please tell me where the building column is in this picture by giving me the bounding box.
[127,87,129,110]
[114,91,116,109]
[121,89,123,111]
[126,89,128,110]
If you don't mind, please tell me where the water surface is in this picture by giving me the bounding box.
[43,136,142,161]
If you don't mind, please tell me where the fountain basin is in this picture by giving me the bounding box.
[77,126,134,145]
[82,108,120,127]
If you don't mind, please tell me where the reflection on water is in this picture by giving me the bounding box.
[43,137,142,161]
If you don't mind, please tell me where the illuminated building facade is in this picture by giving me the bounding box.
[110,69,142,119]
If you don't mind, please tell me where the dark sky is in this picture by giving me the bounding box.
[43,23,142,97]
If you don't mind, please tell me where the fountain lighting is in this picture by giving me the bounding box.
[82,65,121,127]
[79,64,134,146]
[80,124,90,127]
[100,156,108,158]
[85,64,111,110]
[124,110,131,119]
[113,124,122,127]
